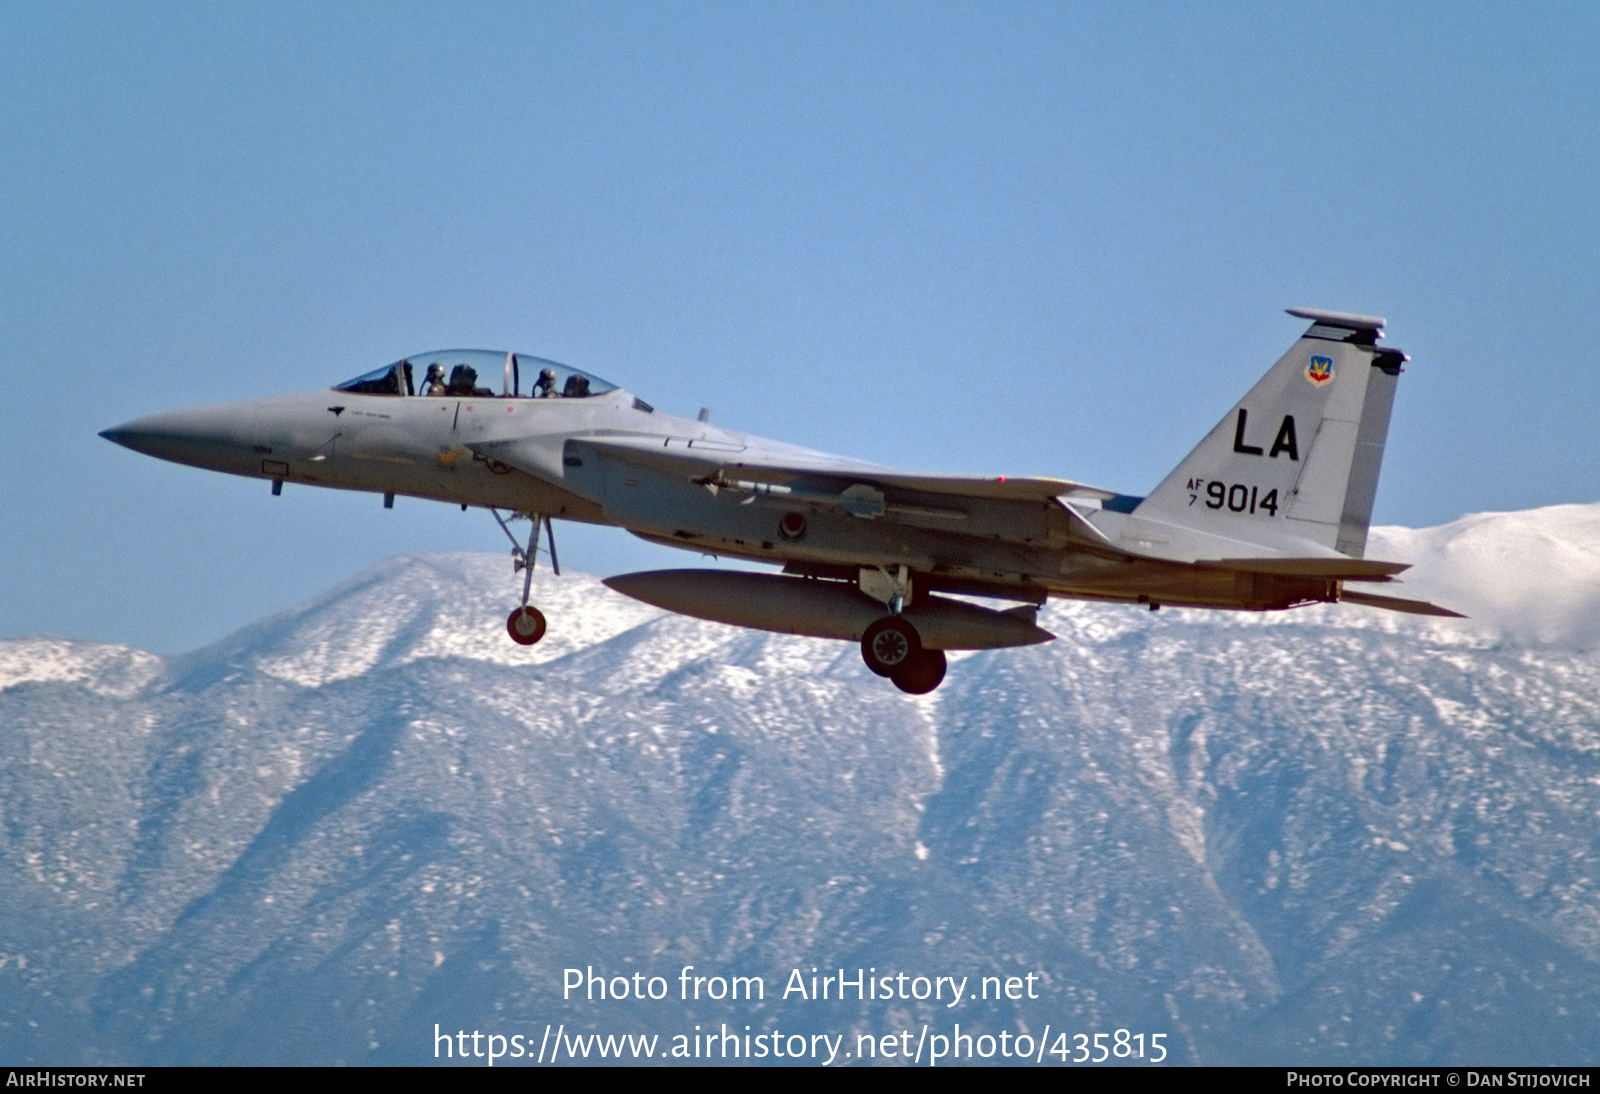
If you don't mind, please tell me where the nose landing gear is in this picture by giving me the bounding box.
[507,605,547,645]
[491,508,559,646]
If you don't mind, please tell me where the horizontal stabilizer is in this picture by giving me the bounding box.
[1211,557,1410,580]
[1340,590,1466,618]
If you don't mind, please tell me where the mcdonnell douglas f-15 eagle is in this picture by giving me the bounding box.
[102,307,1458,694]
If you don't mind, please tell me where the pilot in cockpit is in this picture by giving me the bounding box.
[447,364,494,397]
[422,363,448,396]
[535,367,560,398]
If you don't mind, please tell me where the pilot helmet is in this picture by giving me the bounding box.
[538,367,557,388]
[424,363,445,382]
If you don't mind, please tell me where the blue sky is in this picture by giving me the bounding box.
[4,1,1597,654]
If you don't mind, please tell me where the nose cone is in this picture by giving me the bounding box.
[97,421,160,455]
[100,405,261,474]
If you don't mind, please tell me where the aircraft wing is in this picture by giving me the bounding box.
[568,434,1118,504]
[471,430,1117,507]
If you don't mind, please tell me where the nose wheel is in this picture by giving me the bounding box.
[507,606,547,645]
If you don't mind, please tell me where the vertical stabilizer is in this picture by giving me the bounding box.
[1133,308,1406,558]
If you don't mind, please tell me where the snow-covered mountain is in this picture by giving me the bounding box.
[3,504,1599,1065]
[1369,502,1600,647]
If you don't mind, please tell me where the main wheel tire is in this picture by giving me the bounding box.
[891,648,947,694]
[861,616,920,676]
[506,606,547,645]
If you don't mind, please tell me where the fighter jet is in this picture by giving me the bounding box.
[101,307,1458,693]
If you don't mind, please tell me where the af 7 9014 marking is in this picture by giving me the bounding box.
[1188,478,1281,516]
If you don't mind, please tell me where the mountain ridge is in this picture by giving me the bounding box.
[2,500,1598,1064]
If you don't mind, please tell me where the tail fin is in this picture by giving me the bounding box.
[1133,307,1406,559]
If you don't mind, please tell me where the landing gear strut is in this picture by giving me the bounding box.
[491,509,558,646]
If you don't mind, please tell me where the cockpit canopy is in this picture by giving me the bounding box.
[335,350,620,400]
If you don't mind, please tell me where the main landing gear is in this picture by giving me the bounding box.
[491,509,558,646]
[858,568,947,694]
[860,618,947,694]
